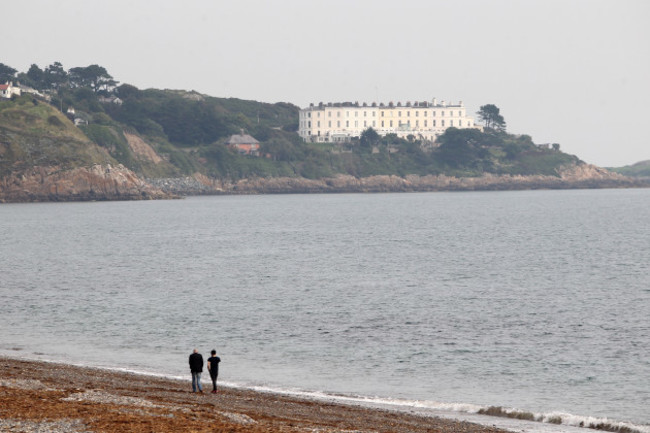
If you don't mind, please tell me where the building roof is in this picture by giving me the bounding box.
[0,84,9,90]
[227,133,259,145]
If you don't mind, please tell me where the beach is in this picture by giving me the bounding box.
[0,357,509,433]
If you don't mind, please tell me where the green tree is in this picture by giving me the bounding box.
[69,65,117,93]
[477,104,506,131]
[552,143,560,151]
[44,62,68,89]
[0,63,17,83]
[435,127,490,168]
[23,64,45,89]
[116,83,140,99]
[360,127,380,150]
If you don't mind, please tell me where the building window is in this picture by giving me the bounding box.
[441,111,445,117]
[416,120,419,127]
[398,111,401,117]
[442,120,445,126]
[317,121,320,127]
[337,121,340,127]
[308,112,311,118]
[355,121,358,127]
[381,120,384,127]
[432,111,436,117]
[364,111,367,117]
[337,112,341,117]
[328,112,331,117]
[415,111,419,117]
[373,121,376,127]
[346,120,349,127]
[450,120,453,126]
[459,111,462,117]
[433,120,436,126]
[407,111,410,117]
[328,121,331,127]
[355,111,358,117]
[424,120,427,127]
[390,120,393,127]
[381,111,384,117]
[347,111,350,117]
[364,121,367,127]
[317,112,320,117]
[308,121,311,127]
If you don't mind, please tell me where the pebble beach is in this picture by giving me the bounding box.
[0,357,509,433]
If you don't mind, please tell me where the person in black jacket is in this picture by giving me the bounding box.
[189,348,204,393]
[207,349,221,393]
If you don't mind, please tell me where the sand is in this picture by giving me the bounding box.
[0,356,509,433]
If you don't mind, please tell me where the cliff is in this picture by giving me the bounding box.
[147,163,645,196]
[0,163,169,203]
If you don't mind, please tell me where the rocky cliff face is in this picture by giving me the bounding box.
[149,163,645,196]
[0,164,170,203]
[2,162,644,203]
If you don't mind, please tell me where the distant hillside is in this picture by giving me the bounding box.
[0,96,114,176]
[0,96,166,202]
[48,83,588,180]
[609,160,650,178]
[1,60,644,202]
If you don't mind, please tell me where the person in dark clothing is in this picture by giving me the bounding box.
[207,349,221,393]
[189,348,204,393]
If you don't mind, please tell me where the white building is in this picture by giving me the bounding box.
[0,82,21,99]
[298,99,478,143]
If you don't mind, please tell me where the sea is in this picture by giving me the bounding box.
[1,189,648,433]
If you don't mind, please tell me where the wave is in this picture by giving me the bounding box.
[225,382,650,433]
[3,353,648,433]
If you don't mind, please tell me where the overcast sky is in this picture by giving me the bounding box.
[3,0,649,167]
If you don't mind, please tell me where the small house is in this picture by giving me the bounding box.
[0,82,21,99]
[226,131,260,156]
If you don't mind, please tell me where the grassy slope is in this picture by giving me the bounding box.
[0,95,115,176]
[608,160,650,177]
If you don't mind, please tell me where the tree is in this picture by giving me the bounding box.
[477,104,506,131]
[435,127,490,168]
[25,64,45,89]
[0,63,17,83]
[44,62,68,89]
[360,127,380,150]
[552,143,560,151]
[116,83,140,99]
[68,65,117,93]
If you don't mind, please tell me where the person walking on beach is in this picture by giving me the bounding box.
[189,348,204,393]
[207,349,221,393]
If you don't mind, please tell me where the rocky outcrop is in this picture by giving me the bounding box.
[148,163,646,196]
[3,163,645,203]
[0,164,171,203]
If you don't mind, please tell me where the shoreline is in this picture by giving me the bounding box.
[1,356,510,433]
[3,165,649,203]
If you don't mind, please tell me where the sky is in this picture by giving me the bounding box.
[2,0,649,167]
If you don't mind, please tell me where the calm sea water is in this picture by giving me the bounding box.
[1,190,649,431]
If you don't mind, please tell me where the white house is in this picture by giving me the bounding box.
[0,82,21,99]
[299,98,479,143]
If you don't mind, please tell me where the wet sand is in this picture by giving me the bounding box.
[0,356,510,432]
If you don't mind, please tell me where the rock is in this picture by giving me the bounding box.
[0,164,170,203]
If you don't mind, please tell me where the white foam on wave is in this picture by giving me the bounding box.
[3,353,648,433]
[221,380,650,433]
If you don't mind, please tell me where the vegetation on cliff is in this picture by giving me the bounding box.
[0,61,630,197]
[0,95,114,177]
[609,160,650,178]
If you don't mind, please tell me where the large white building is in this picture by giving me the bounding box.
[298,99,478,143]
